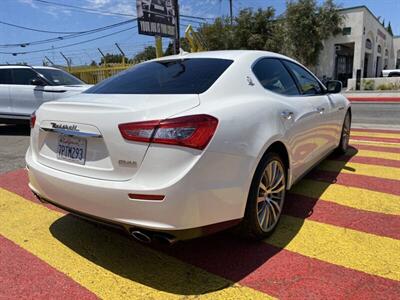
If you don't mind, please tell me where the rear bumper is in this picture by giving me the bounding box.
[26,146,252,238]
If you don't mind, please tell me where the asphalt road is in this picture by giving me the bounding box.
[1,102,399,174]
[351,103,400,126]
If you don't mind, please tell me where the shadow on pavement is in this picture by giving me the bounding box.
[0,124,30,136]
[49,147,358,295]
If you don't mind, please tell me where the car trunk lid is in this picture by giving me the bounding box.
[35,93,199,181]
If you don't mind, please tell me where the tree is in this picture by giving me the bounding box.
[100,53,128,65]
[387,22,393,35]
[198,8,282,51]
[132,46,156,63]
[284,0,343,67]
[233,7,280,51]
[164,37,191,56]
[198,17,235,50]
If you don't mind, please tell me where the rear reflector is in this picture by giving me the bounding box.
[119,114,218,150]
[30,112,36,129]
[128,193,165,201]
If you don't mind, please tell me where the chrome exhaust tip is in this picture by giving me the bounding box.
[131,230,152,244]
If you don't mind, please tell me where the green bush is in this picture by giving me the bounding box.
[362,79,375,90]
[376,82,400,90]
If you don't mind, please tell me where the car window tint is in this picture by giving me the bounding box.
[252,58,299,96]
[85,58,233,94]
[12,69,39,85]
[35,68,84,86]
[0,69,13,84]
[283,61,322,95]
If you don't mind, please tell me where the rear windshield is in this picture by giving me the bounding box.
[85,58,233,94]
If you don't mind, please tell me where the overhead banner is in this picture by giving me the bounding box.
[136,0,177,38]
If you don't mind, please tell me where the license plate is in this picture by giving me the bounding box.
[57,134,87,165]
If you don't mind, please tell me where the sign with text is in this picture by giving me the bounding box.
[136,0,177,38]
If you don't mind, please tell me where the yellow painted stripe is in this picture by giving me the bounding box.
[0,188,271,300]
[349,149,400,161]
[351,131,400,139]
[266,215,400,281]
[351,140,400,149]
[292,179,400,215]
[319,160,400,181]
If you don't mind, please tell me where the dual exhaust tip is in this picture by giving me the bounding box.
[31,189,176,246]
[131,230,177,246]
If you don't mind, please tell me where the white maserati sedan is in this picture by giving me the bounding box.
[26,50,351,243]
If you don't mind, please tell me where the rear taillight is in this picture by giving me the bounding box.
[119,114,218,150]
[30,112,36,129]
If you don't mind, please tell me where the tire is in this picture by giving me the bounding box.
[336,111,351,154]
[238,152,287,240]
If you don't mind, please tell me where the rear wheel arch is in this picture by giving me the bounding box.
[265,141,290,172]
[238,143,289,239]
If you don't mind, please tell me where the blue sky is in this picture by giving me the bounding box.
[1,0,399,66]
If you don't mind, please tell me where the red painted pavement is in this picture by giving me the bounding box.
[2,169,399,299]
[162,234,400,299]
[352,128,400,134]
[351,135,400,143]
[351,143,400,154]
[347,97,400,103]
[307,169,400,196]
[0,235,97,299]
[338,153,400,168]
[285,193,400,239]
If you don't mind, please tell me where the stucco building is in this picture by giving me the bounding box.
[315,6,400,86]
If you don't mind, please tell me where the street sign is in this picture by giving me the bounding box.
[136,0,177,38]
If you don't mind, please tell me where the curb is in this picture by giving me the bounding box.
[347,97,400,103]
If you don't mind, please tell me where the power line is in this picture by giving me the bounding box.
[31,0,212,21]
[0,26,138,55]
[0,20,83,34]
[0,19,136,48]
[32,0,136,17]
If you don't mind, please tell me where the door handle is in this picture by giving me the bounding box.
[281,110,294,120]
[316,106,325,114]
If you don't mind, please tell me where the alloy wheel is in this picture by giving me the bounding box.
[257,160,286,232]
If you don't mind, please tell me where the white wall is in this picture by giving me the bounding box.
[315,10,363,79]
[394,37,400,68]
[316,7,396,80]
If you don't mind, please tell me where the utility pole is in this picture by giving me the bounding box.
[115,43,126,66]
[60,52,71,71]
[173,0,180,54]
[98,48,107,66]
[229,0,233,25]
[155,36,163,58]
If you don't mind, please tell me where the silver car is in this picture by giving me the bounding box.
[0,65,90,124]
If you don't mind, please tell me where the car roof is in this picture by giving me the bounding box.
[0,65,60,70]
[154,50,292,62]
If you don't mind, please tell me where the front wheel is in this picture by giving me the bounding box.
[239,153,286,240]
[336,111,351,154]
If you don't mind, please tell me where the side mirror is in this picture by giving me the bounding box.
[31,78,46,86]
[326,80,342,94]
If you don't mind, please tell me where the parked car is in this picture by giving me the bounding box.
[0,65,90,125]
[26,50,350,243]
[382,69,400,77]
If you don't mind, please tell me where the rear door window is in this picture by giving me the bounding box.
[252,58,300,95]
[11,69,40,85]
[86,58,233,94]
[0,69,13,84]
